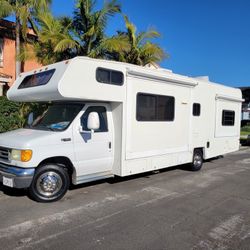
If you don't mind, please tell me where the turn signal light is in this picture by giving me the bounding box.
[21,150,33,162]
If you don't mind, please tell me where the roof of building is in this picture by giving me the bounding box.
[238,87,250,103]
[239,86,250,90]
[0,19,37,40]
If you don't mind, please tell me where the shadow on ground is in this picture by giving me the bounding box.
[0,183,28,197]
[0,156,223,199]
[240,138,250,146]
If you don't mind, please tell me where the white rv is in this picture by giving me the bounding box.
[0,57,243,202]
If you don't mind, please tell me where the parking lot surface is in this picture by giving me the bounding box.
[0,148,250,250]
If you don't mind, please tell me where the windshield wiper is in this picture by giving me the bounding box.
[46,126,63,131]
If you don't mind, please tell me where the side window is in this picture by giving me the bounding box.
[193,103,201,116]
[18,69,55,89]
[222,110,235,126]
[81,106,108,132]
[136,93,175,121]
[96,67,124,86]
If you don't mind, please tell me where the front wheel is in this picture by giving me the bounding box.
[190,149,203,171]
[29,164,70,202]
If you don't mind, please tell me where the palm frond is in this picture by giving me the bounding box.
[19,5,29,39]
[123,15,137,47]
[32,0,52,10]
[54,38,79,53]
[101,35,130,52]
[140,42,168,65]
[0,0,14,17]
[137,30,160,45]
[96,0,121,29]
[17,43,36,62]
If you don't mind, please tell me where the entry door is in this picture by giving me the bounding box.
[73,104,113,177]
[215,99,240,138]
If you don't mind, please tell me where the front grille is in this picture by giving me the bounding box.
[0,147,10,161]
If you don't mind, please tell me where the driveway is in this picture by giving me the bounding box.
[0,148,250,250]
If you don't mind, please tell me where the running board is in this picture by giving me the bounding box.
[75,171,114,185]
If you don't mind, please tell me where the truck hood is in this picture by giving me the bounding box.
[0,128,71,149]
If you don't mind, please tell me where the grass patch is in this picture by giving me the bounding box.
[241,125,250,132]
[241,125,250,137]
[241,130,250,136]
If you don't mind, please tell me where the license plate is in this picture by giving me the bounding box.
[3,176,14,188]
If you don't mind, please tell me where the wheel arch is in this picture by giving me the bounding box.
[38,156,75,181]
[193,147,205,159]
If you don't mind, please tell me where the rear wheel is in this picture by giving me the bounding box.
[29,164,70,202]
[190,149,203,171]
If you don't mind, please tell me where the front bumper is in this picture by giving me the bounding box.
[0,162,35,189]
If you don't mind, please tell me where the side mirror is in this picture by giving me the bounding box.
[27,112,34,126]
[87,112,100,131]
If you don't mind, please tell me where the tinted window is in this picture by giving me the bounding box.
[193,103,201,116]
[136,93,175,121]
[222,110,235,126]
[96,68,124,85]
[18,69,55,89]
[81,106,108,132]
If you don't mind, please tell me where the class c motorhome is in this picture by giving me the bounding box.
[0,57,243,202]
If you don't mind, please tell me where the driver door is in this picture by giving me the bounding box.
[73,104,114,179]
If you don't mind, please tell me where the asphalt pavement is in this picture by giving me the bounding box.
[0,148,250,250]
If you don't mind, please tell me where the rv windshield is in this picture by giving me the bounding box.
[26,103,84,131]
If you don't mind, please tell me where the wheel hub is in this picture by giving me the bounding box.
[37,171,62,197]
[194,155,202,167]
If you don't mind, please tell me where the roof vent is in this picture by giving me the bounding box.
[195,76,209,81]
[144,63,173,73]
[144,62,160,69]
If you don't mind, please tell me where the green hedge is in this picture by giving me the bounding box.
[0,96,23,133]
[241,125,250,132]
[0,97,49,133]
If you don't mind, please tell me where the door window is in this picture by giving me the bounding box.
[81,106,108,132]
[222,110,235,126]
[193,103,201,116]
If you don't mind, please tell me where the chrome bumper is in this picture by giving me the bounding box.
[0,162,35,189]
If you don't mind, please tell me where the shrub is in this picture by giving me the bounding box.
[0,97,49,133]
[241,125,250,132]
[0,96,23,133]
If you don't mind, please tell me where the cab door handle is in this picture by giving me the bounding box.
[61,138,71,142]
[109,142,112,149]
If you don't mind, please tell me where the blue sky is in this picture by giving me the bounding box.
[51,0,250,87]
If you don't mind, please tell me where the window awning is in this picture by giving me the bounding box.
[0,72,12,83]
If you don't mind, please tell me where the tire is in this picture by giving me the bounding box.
[190,149,203,171]
[29,164,70,202]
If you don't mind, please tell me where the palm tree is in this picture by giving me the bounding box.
[18,1,166,67]
[0,0,51,77]
[31,12,78,65]
[22,0,122,64]
[72,0,121,57]
[108,16,167,66]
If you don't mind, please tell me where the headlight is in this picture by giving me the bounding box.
[11,149,32,162]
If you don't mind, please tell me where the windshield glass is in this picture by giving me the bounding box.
[27,103,84,131]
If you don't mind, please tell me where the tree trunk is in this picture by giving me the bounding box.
[15,15,21,78]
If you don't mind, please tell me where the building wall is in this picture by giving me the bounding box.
[0,37,41,86]
[0,38,15,84]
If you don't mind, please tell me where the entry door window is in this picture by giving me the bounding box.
[222,110,235,126]
[81,106,108,132]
